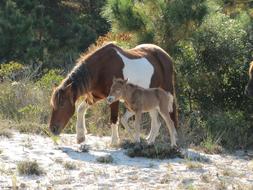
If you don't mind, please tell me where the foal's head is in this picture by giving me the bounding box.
[49,83,75,135]
[245,61,253,97]
[107,78,128,104]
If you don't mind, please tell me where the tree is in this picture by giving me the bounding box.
[0,0,110,67]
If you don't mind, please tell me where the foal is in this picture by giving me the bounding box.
[107,78,177,147]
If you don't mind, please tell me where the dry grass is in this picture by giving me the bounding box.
[222,168,240,177]
[200,173,212,183]
[17,160,43,175]
[0,126,13,138]
[185,161,203,170]
[63,162,77,170]
[96,155,113,163]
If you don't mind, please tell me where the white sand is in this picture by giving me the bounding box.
[0,132,252,190]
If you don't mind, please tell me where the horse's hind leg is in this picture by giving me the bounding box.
[147,109,161,144]
[158,106,177,147]
[76,101,89,144]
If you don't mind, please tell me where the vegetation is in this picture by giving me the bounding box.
[121,139,183,159]
[17,160,43,175]
[96,155,114,163]
[0,0,253,151]
[63,162,77,170]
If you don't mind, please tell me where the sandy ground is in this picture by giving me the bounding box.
[0,131,253,190]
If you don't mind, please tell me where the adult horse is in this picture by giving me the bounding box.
[49,42,178,145]
[245,61,253,96]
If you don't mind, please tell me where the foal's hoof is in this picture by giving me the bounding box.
[111,139,120,147]
[77,136,85,144]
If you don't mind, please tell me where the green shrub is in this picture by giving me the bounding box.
[36,69,64,89]
[0,61,24,80]
[206,111,253,149]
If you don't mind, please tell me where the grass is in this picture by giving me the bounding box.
[120,139,183,159]
[222,168,240,177]
[96,155,113,163]
[200,173,212,183]
[17,160,43,175]
[185,161,203,170]
[63,162,77,170]
[0,126,13,138]
[200,136,223,154]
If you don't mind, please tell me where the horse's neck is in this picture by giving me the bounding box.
[122,84,135,103]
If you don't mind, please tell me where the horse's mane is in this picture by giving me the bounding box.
[76,42,117,65]
[51,42,118,109]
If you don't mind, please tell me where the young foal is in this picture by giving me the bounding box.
[107,78,177,147]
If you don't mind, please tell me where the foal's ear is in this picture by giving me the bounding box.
[123,78,128,84]
[112,76,117,82]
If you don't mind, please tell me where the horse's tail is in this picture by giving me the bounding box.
[155,47,179,128]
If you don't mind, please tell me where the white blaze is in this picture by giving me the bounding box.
[116,50,154,88]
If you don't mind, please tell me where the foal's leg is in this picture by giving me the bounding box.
[158,107,178,147]
[134,112,142,143]
[76,101,89,144]
[121,110,135,138]
[147,109,161,144]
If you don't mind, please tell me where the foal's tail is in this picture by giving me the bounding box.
[167,92,174,113]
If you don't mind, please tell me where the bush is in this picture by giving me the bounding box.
[206,111,253,149]
[17,160,43,175]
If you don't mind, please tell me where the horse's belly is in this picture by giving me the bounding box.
[116,51,154,88]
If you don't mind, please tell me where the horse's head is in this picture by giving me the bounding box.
[245,61,253,97]
[49,83,75,135]
[107,77,127,104]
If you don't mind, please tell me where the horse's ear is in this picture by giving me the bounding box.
[113,76,116,82]
[124,78,128,84]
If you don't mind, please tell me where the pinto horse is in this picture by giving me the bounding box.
[245,61,253,96]
[49,43,178,145]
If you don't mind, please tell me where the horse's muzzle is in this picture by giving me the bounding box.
[106,96,115,104]
[50,125,60,136]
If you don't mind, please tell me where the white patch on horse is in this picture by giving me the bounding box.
[116,50,154,88]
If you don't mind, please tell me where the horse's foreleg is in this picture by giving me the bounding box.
[121,110,135,139]
[110,101,120,146]
[76,101,89,144]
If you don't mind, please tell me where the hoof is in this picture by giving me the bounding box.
[77,136,85,144]
[111,138,120,147]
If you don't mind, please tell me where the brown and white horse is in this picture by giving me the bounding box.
[245,61,253,97]
[49,42,178,145]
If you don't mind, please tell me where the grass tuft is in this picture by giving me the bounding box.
[185,161,203,170]
[0,127,13,138]
[121,139,183,159]
[96,155,113,163]
[63,162,77,170]
[17,160,43,175]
